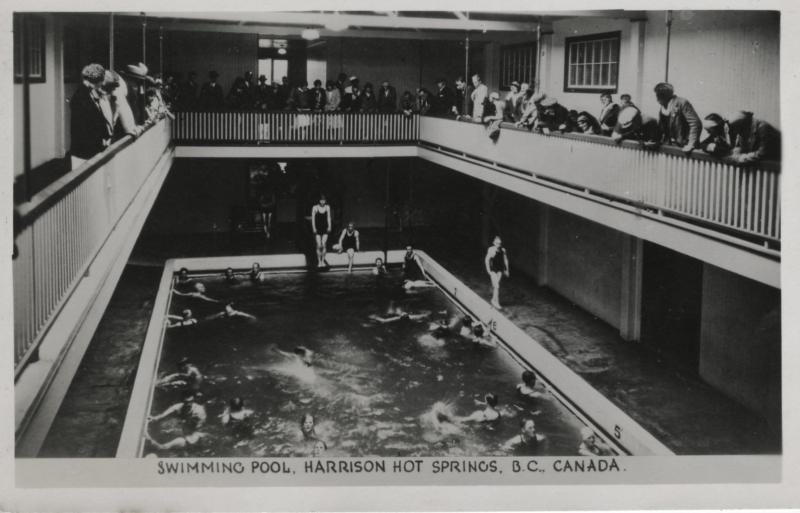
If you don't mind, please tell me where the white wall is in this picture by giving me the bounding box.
[537,11,779,127]
[14,14,65,178]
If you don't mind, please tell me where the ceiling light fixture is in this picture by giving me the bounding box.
[301,28,320,40]
[277,47,287,55]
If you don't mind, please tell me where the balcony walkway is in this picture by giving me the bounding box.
[39,227,780,456]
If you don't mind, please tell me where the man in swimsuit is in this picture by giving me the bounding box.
[516,370,545,399]
[158,357,203,390]
[224,267,239,284]
[167,309,198,329]
[484,236,510,309]
[578,427,614,456]
[311,195,332,268]
[249,262,262,281]
[456,393,501,423]
[149,391,208,428]
[402,244,424,281]
[372,257,387,276]
[337,221,360,273]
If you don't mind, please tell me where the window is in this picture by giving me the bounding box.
[563,31,620,93]
[14,15,46,83]
[499,43,536,90]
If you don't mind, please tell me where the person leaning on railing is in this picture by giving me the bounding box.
[324,80,341,112]
[654,82,701,156]
[69,63,111,170]
[724,110,781,165]
[611,105,662,148]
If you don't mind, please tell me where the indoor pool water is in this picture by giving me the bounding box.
[146,269,592,458]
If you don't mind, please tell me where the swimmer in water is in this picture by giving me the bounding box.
[516,370,545,399]
[294,346,314,367]
[469,322,496,347]
[502,418,546,452]
[221,397,254,426]
[370,309,432,324]
[176,267,192,286]
[205,302,256,321]
[578,426,614,456]
[310,439,328,457]
[336,221,360,273]
[158,357,203,389]
[167,309,198,328]
[300,413,317,441]
[145,421,208,451]
[403,279,436,290]
[223,267,240,284]
[458,316,475,337]
[311,195,332,268]
[372,257,387,276]
[149,391,208,429]
[173,282,221,303]
[249,262,261,281]
[460,393,501,423]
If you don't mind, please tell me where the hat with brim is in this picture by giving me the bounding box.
[122,62,149,80]
[531,92,547,104]
[539,96,557,107]
[702,118,721,131]
[617,106,639,129]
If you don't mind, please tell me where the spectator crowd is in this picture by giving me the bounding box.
[71,61,781,167]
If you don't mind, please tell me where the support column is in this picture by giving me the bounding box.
[619,235,643,341]
[536,204,550,286]
[629,18,647,106]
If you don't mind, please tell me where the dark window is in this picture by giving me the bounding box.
[499,42,537,90]
[563,31,620,93]
[14,15,46,83]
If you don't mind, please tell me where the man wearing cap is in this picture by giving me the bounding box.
[654,82,701,155]
[698,114,731,158]
[341,76,361,112]
[70,63,113,169]
[535,96,569,134]
[724,110,780,165]
[612,105,662,146]
[470,74,488,119]
[516,91,546,129]
[120,62,150,124]
[377,80,397,114]
[512,83,530,123]
[199,70,224,111]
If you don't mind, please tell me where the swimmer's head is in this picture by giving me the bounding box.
[178,267,189,279]
[182,309,193,320]
[485,393,498,407]
[225,302,235,312]
[473,324,485,338]
[347,221,354,230]
[493,236,502,247]
[581,427,595,443]
[312,439,327,456]
[193,392,205,404]
[230,397,244,411]
[405,244,414,253]
[462,316,473,327]
[522,370,536,387]
[375,257,384,267]
[177,356,190,370]
[252,262,261,272]
[225,267,235,278]
[521,418,537,437]
[194,282,206,293]
[300,414,315,435]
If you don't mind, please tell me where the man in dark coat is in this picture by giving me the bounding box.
[69,63,112,169]
[598,92,620,136]
[198,71,225,111]
[377,80,398,113]
[654,82,701,155]
[310,79,327,111]
[535,96,570,133]
[724,110,781,164]
[431,78,455,116]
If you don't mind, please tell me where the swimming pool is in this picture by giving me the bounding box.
[118,251,671,458]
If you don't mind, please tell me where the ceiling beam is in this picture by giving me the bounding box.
[116,11,540,32]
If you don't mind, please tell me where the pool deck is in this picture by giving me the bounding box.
[38,227,780,456]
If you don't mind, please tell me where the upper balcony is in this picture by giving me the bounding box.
[168,110,781,288]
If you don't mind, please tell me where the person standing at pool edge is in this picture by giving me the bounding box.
[485,236,510,309]
[311,195,332,268]
[337,221,360,273]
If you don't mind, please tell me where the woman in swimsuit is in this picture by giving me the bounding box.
[484,236,510,309]
[173,282,220,303]
[206,302,256,321]
[337,221,360,273]
[311,195,332,268]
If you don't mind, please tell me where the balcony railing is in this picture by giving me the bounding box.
[173,111,420,144]
[13,119,172,373]
[419,116,781,245]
